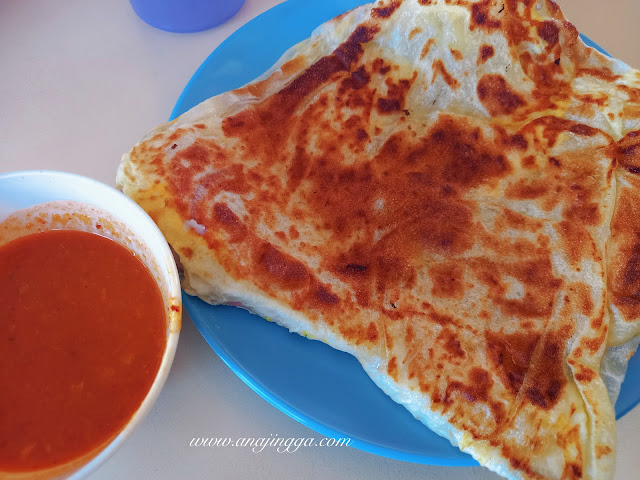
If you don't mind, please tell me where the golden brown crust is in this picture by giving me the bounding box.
[116,1,640,478]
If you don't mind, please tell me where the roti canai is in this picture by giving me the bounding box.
[117,1,640,478]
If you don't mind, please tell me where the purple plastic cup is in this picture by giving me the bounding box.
[130,0,246,33]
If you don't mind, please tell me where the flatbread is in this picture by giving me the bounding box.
[117,1,640,478]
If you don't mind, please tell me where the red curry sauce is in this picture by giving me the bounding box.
[0,230,166,471]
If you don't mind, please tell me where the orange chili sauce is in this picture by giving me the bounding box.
[0,230,166,472]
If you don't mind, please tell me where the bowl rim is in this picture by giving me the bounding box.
[0,169,182,479]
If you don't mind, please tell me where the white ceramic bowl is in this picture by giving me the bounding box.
[0,170,182,479]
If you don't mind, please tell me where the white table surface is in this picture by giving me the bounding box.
[2,1,640,479]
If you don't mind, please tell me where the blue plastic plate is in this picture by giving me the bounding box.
[171,0,640,466]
